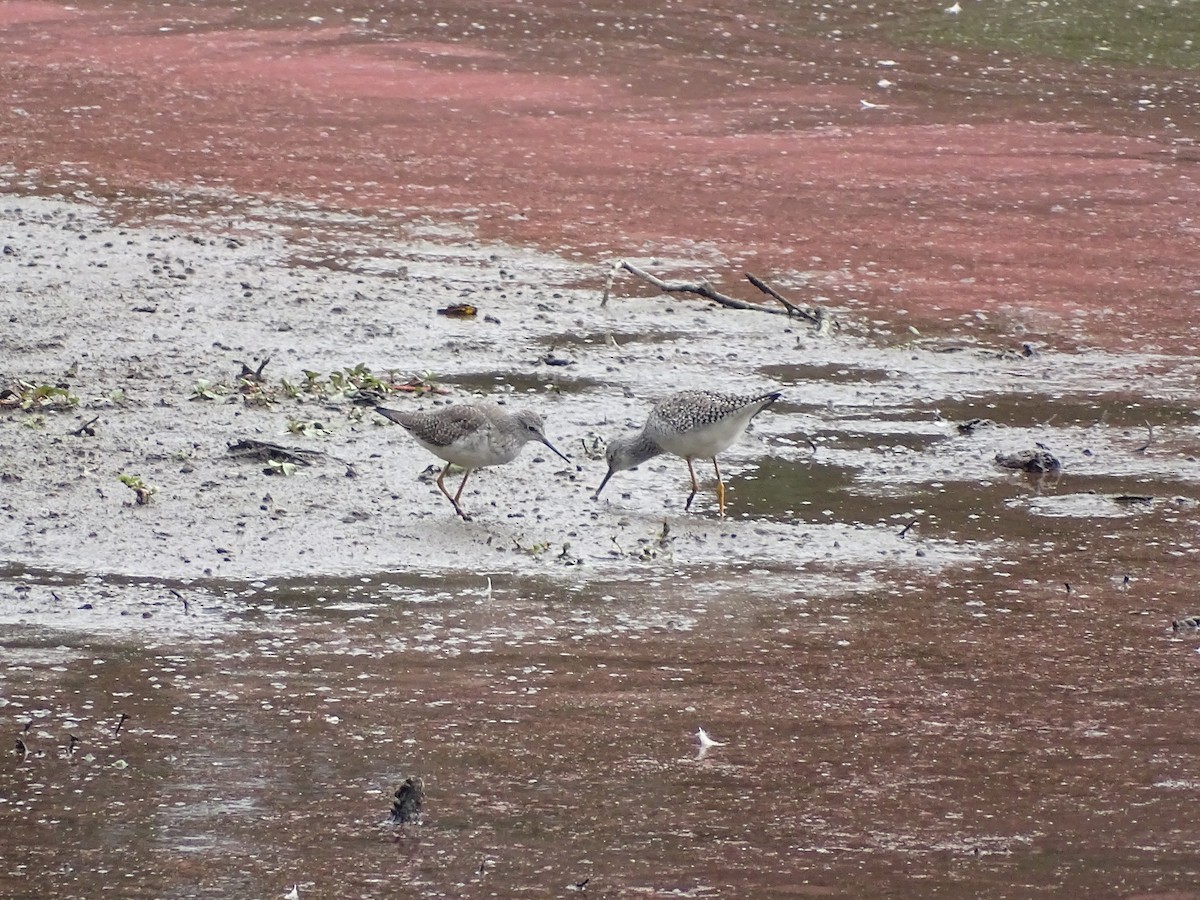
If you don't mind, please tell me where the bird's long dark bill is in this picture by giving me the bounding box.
[593,467,616,499]
[539,436,574,465]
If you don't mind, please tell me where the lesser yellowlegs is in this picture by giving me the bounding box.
[376,402,572,521]
[593,390,781,517]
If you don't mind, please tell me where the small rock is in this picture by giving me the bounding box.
[994,449,1061,473]
[1113,495,1153,506]
[957,418,996,436]
[388,776,425,825]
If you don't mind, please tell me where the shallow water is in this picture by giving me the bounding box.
[5,562,1200,897]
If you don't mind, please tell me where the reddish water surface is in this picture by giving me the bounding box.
[2,0,1198,348]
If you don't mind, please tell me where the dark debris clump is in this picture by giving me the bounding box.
[994,449,1061,473]
[388,776,425,825]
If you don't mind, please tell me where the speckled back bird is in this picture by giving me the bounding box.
[376,402,572,522]
[594,389,781,517]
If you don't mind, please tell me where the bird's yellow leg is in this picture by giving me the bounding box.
[436,464,473,521]
[452,469,473,503]
[684,457,700,511]
[712,458,726,518]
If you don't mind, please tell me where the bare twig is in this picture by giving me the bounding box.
[170,588,189,615]
[898,519,918,538]
[236,357,271,382]
[618,260,778,313]
[745,273,822,323]
[611,260,830,323]
[605,259,834,331]
[70,416,100,437]
[1136,421,1154,454]
[601,260,622,308]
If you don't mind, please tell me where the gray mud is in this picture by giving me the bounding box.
[5,195,1198,591]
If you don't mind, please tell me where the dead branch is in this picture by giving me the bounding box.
[235,357,271,383]
[70,416,100,437]
[1136,421,1154,454]
[601,260,621,308]
[745,273,823,324]
[620,260,770,313]
[611,260,827,322]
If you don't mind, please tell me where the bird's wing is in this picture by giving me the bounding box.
[419,405,492,447]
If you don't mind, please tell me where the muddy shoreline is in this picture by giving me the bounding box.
[0,193,971,586]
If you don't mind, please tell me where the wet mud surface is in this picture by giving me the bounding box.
[4,1,1200,897]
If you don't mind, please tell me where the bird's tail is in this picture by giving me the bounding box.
[374,406,414,428]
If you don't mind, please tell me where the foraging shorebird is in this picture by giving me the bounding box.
[376,402,572,521]
[594,390,781,517]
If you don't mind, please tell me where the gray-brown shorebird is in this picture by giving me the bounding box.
[594,389,781,517]
[376,402,572,521]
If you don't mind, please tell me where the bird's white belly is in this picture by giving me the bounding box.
[654,413,751,459]
[417,431,519,469]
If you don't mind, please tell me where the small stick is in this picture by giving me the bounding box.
[171,589,189,615]
[70,416,100,437]
[658,521,671,548]
[745,273,822,323]
[235,357,271,382]
[600,260,622,308]
[1136,422,1154,454]
[614,260,794,317]
[898,519,917,538]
